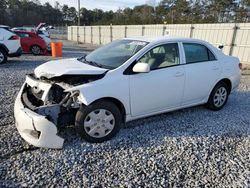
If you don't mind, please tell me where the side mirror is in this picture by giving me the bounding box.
[132,62,150,73]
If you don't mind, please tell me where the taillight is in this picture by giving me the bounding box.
[9,35,20,40]
[239,63,243,70]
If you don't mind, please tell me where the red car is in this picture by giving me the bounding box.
[14,31,47,55]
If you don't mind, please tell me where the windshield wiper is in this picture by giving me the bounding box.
[77,56,113,69]
[77,56,86,62]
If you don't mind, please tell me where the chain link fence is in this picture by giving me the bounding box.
[50,26,68,40]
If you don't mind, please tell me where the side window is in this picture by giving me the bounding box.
[183,43,216,64]
[208,49,216,61]
[16,33,29,38]
[138,43,180,70]
[37,30,43,35]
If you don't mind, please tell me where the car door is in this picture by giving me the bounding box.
[0,29,4,41]
[181,43,221,105]
[17,32,30,52]
[129,43,185,117]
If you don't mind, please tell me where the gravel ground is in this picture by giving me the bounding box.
[1,41,250,187]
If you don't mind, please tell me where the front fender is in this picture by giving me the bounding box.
[65,76,130,114]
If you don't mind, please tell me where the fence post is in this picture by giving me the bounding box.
[162,25,167,36]
[99,26,101,45]
[124,26,127,38]
[142,25,145,36]
[77,26,80,43]
[71,27,73,41]
[110,24,113,42]
[84,26,86,43]
[189,24,194,38]
[229,23,239,56]
[91,26,93,44]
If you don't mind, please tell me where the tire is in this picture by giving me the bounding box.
[0,48,7,64]
[206,82,230,111]
[30,45,42,55]
[75,101,122,143]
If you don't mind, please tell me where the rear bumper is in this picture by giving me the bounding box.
[8,47,22,57]
[14,82,64,149]
[230,72,241,93]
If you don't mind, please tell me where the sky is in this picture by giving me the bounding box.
[39,0,162,11]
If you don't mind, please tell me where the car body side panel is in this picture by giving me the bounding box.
[66,71,131,115]
[182,60,222,105]
[129,66,185,116]
[39,34,51,47]
[15,31,47,53]
[0,28,21,54]
[221,55,241,90]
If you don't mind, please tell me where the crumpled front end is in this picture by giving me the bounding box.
[14,74,79,149]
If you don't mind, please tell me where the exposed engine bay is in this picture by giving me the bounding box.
[21,73,105,128]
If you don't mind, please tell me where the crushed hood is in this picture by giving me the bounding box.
[34,58,108,79]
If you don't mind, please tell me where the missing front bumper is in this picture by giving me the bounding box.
[14,83,64,149]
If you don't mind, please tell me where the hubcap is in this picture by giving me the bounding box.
[0,52,4,63]
[32,46,41,54]
[213,87,227,107]
[84,109,115,138]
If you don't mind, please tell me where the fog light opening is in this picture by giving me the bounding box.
[30,130,41,139]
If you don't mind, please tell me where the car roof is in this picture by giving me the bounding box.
[124,36,209,44]
[14,30,36,34]
[0,25,10,28]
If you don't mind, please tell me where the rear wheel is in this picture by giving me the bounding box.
[0,48,7,64]
[206,82,229,111]
[75,101,122,143]
[30,45,42,55]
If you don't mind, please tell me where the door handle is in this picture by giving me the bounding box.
[174,71,184,77]
[212,66,219,70]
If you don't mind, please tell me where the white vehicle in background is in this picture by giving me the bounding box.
[0,25,22,64]
[37,30,51,51]
[12,27,35,32]
[35,23,52,51]
[14,37,241,148]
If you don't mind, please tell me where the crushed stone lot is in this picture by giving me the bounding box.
[0,42,250,187]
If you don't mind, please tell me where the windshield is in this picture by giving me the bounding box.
[81,39,148,69]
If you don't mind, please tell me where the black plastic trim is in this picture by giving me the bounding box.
[0,44,9,53]
[8,47,22,57]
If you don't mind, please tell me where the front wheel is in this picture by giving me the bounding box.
[75,101,122,143]
[206,82,229,111]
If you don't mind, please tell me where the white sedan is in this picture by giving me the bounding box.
[14,37,241,148]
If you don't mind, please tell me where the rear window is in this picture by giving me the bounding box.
[183,43,217,64]
[16,32,29,38]
[37,30,44,35]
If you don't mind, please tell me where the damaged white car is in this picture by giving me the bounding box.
[14,37,241,148]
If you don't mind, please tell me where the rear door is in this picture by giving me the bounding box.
[181,43,221,105]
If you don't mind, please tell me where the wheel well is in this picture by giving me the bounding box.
[0,45,8,54]
[93,97,126,123]
[217,78,232,94]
